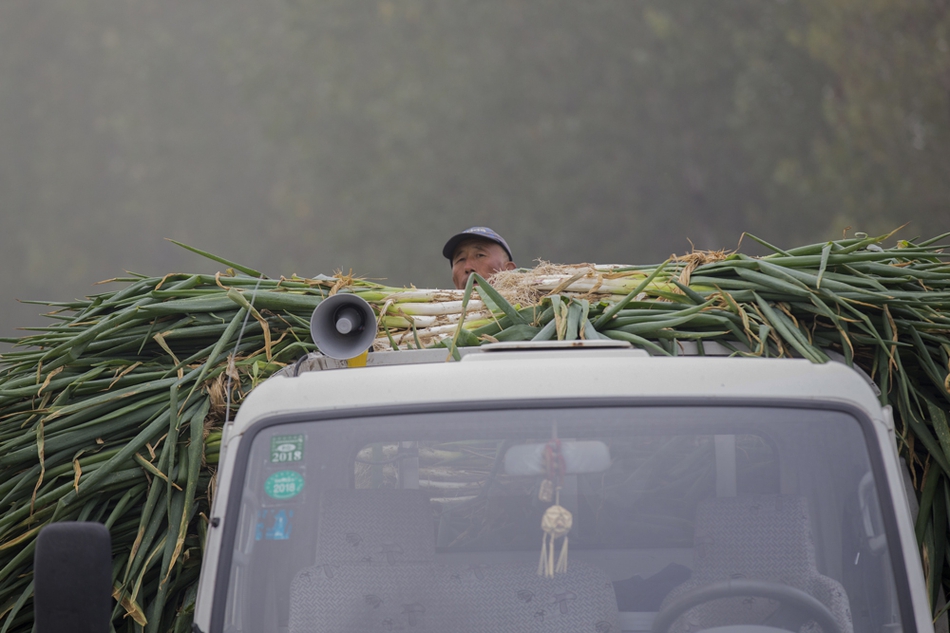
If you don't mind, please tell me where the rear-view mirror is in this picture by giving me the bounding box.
[504,440,611,476]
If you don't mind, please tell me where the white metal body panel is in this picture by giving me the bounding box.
[191,351,932,633]
[193,433,241,629]
[232,354,885,431]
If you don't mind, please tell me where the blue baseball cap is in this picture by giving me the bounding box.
[442,227,513,263]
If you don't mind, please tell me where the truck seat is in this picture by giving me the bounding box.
[437,559,621,632]
[315,488,436,565]
[289,560,620,632]
[290,488,619,632]
[660,495,853,633]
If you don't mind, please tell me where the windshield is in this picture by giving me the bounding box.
[220,405,902,633]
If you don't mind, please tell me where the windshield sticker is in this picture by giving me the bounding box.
[271,434,305,463]
[256,509,294,541]
[265,470,305,500]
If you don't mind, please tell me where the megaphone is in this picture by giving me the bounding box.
[309,294,377,360]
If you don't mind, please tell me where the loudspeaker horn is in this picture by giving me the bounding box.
[309,294,377,360]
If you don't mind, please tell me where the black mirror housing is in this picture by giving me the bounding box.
[34,522,112,633]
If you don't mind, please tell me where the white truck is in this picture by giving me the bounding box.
[35,297,932,633]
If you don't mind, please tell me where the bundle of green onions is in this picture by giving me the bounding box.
[0,231,948,632]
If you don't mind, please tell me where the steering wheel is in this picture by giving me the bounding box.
[650,579,842,633]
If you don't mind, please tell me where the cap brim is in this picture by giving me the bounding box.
[442,233,471,260]
[442,233,513,262]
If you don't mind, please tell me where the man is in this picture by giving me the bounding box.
[442,227,517,290]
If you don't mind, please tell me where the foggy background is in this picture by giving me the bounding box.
[1,1,948,344]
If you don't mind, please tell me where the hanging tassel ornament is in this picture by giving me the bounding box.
[539,493,572,577]
[538,438,572,577]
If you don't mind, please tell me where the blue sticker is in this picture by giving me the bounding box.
[256,509,294,541]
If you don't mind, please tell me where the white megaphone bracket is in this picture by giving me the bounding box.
[309,294,378,362]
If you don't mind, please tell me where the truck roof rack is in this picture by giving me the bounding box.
[273,339,764,378]
[277,340,648,377]
[479,340,633,352]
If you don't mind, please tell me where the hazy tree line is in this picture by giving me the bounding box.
[0,0,947,343]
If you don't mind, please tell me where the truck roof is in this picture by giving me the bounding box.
[230,345,885,435]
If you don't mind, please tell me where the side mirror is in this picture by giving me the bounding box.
[504,441,611,476]
[34,522,112,633]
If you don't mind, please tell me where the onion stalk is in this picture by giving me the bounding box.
[0,231,948,631]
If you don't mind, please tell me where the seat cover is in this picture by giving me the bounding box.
[660,495,853,633]
[292,489,619,631]
[316,489,436,566]
[290,561,620,633]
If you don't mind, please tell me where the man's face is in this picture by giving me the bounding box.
[451,238,515,289]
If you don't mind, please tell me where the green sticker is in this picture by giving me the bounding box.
[271,434,305,463]
[265,470,305,500]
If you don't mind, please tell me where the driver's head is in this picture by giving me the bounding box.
[443,227,516,290]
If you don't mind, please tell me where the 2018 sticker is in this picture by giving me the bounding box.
[265,470,305,500]
[271,434,305,463]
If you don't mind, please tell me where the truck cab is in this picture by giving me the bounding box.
[189,341,929,633]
